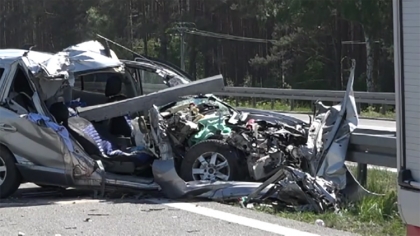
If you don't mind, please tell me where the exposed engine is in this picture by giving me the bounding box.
[142,96,232,156]
[141,94,311,182]
[165,108,200,146]
[226,119,307,180]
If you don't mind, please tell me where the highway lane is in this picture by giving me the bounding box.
[0,184,360,236]
[282,113,396,131]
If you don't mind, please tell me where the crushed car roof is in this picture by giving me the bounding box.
[0,41,123,79]
[0,49,53,69]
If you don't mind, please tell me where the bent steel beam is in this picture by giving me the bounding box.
[77,74,225,121]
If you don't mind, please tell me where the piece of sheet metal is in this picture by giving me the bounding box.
[77,75,225,122]
[152,159,233,199]
[315,59,359,189]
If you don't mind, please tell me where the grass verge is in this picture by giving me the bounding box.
[224,99,396,120]
[249,166,404,236]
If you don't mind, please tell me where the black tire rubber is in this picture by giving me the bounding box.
[0,146,21,199]
[180,139,241,181]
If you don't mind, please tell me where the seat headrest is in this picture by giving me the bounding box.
[49,102,69,126]
[105,76,122,97]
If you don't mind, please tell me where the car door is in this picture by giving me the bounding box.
[0,60,74,185]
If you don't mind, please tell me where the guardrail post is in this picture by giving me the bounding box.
[356,103,361,114]
[357,164,368,186]
[252,97,256,107]
[271,99,275,109]
[380,104,387,115]
[235,97,239,107]
[290,100,295,111]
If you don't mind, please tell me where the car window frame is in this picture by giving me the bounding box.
[73,71,137,98]
[0,67,4,80]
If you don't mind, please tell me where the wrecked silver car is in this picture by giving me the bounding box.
[0,40,362,213]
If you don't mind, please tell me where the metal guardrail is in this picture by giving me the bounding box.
[348,133,396,168]
[142,85,396,114]
[347,133,397,185]
[214,87,396,115]
[95,83,396,106]
[214,87,396,105]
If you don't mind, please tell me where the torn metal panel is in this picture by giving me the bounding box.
[197,182,275,201]
[0,49,52,71]
[77,75,225,122]
[314,59,359,189]
[0,42,124,102]
[0,41,122,80]
[62,40,123,74]
[153,159,235,199]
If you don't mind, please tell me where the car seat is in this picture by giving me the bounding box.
[104,76,132,137]
[48,102,154,173]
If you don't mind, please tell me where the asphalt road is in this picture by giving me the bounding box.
[0,184,360,236]
[283,113,396,131]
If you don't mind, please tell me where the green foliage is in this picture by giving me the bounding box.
[0,0,394,92]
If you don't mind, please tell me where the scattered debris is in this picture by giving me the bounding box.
[18,232,25,236]
[64,227,77,230]
[83,218,92,222]
[141,208,165,212]
[315,219,325,227]
[87,213,110,216]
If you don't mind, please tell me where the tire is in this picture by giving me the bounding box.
[0,146,21,199]
[180,139,242,181]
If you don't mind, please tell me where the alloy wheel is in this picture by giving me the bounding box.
[191,152,230,181]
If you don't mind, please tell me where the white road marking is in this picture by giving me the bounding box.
[55,199,104,205]
[147,198,321,236]
[0,198,104,208]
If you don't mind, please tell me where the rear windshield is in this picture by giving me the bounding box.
[0,68,4,80]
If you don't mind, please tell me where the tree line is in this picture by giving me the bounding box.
[0,0,394,92]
